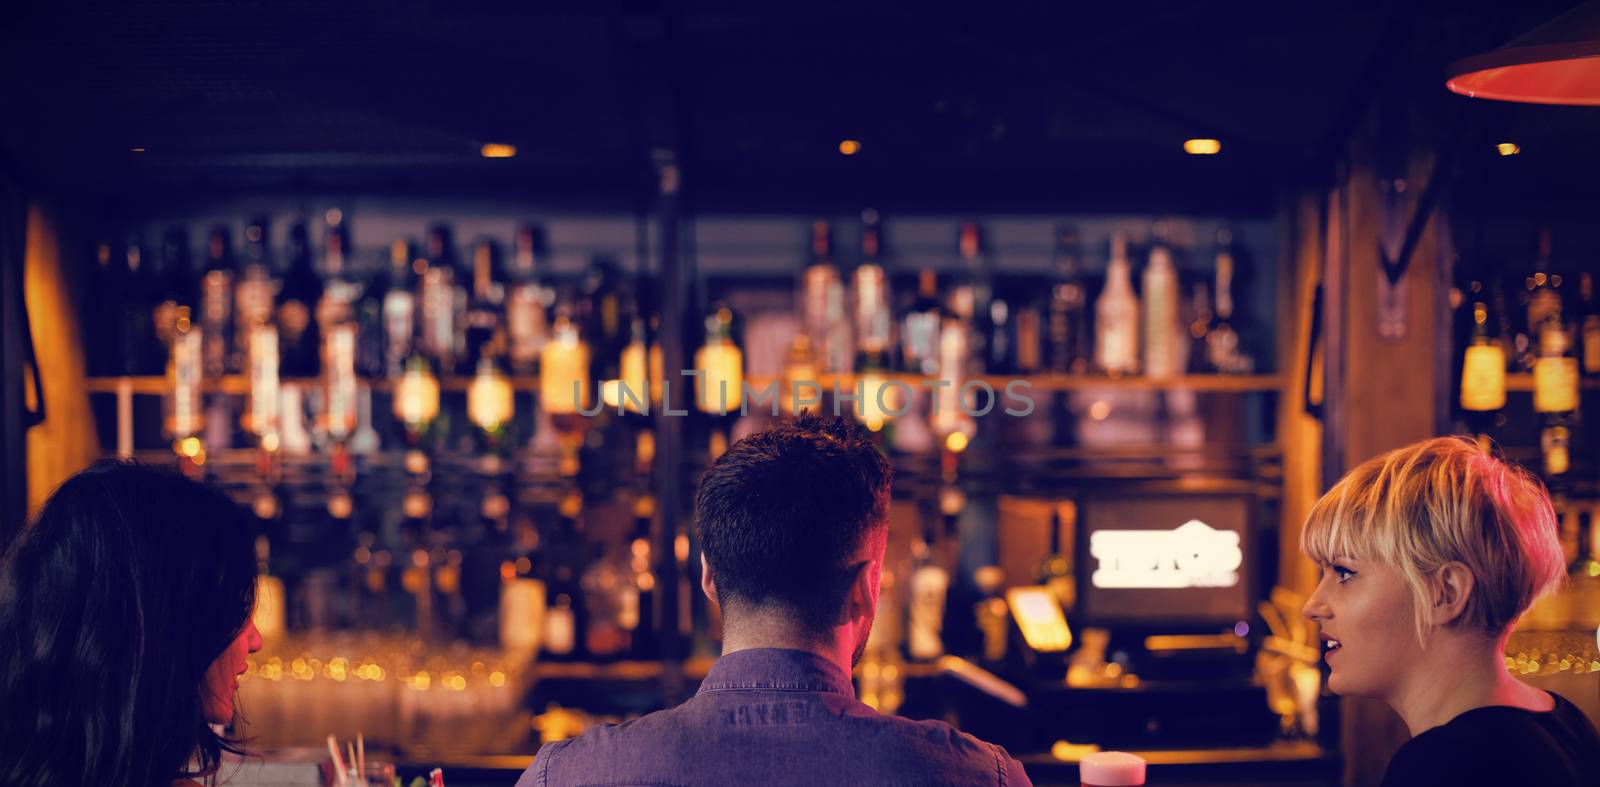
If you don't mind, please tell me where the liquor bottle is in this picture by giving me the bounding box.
[902,269,943,375]
[1037,501,1075,611]
[419,224,461,368]
[506,223,553,374]
[854,210,894,368]
[987,294,1013,375]
[235,217,278,350]
[1459,280,1506,440]
[1094,232,1140,375]
[1520,229,1558,371]
[801,221,853,375]
[541,491,587,661]
[1534,298,1579,477]
[1142,223,1181,379]
[1579,272,1600,377]
[464,238,506,374]
[1207,228,1251,374]
[316,212,360,344]
[581,537,635,661]
[153,227,197,352]
[120,234,164,375]
[168,301,204,452]
[323,321,359,444]
[500,512,547,656]
[628,494,659,660]
[383,238,419,377]
[199,226,237,377]
[950,221,994,375]
[973,566,1009,667]
[354,251,387,381]
[906,513,949,662]
[1187,282,1216,374]
[89,241,122,376]
[277,218,323,378]
[1048,226,1090,374]
[1013,294,1043,374]
[581,256,626,378]
[696,303,744,415]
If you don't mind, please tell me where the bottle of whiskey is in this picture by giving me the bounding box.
[951,221,994,375]
[906,511,949,662]
[902,269,943,376]
[1048,225,1090,374]
[419,224,461,369]
[628,493,659,660]
[277,218,323,378]
[120,234,165,375]
[199,226,237,377]
[1094,232,1140,376]
[1533,292,1579,477]
[854,211,894,369]
[153,226,197,353]
[464,238,506,374]
[383,238,419,378]
[1206,228,1251,374]
[541,491,588,661]
[316,212,359,345]
[507,223,552,374]
[1579,272,1600,377]
[236,217,278,353]
[801,221,853,374]
[1142,222,1181,379]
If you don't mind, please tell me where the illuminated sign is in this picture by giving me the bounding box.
[1090,519,1242,589]
[1006,586,1073,653]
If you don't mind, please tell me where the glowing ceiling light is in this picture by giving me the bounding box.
[480,143,518,159]
[838,139,861,156]
[1183,138,1222,155]
[1496,142,1521,156]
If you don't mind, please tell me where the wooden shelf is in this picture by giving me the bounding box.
[83,373,1286,397]
[1505,373,1600,392]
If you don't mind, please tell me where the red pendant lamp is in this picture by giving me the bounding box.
[1446,1,1600,105]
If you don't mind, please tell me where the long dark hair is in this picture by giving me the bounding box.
[0,460,258,787]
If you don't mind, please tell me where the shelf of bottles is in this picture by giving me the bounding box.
[1450,228,1600,689]
[79,207,1280,751]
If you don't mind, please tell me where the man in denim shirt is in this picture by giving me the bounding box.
[517,414,1031,787]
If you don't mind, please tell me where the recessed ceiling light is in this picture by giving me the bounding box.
[480,143,517,159]
[1496,142,1521,156]
[131,147,146,153]
[838,139,861,156]
[1183,138,1221,155]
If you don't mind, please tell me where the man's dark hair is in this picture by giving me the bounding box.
[696,413,893,632]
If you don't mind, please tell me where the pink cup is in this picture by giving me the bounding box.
[1080,751,1147,787]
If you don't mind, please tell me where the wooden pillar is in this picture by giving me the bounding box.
[1320,111,1453,787]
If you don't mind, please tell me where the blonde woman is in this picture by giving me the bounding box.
[1301,436,1600,786]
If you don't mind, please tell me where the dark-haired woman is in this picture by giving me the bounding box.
[0,460,264,787]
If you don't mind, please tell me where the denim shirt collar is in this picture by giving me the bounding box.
[696,648,856,698]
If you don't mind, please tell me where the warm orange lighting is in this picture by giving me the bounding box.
[1183,138,1222,155]
[541,317,591,414]
[1497,142,1521,156]
[945,431,970,454]
[480,143,518,158]
[1460,343,1507,411]
[467,358,515,431]
[176,436,202,458]
[394,357,441,427]
[695,340,744,414]
[839,139,861,155]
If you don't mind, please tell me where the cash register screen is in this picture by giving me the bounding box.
[1076,495,1252,625]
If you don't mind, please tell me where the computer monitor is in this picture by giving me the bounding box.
[1074,493,1254,627]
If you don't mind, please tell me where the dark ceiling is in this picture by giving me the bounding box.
[1,1,1596,216]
